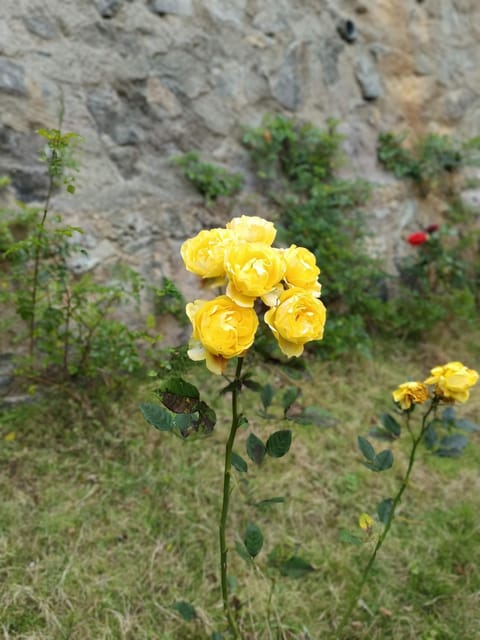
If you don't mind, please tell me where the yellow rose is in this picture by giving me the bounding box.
[424,361,479,403]
[226,215,276,245]
[180,228,233,278]
[392,381,429,410]
[264,287,326,357]
[186,296,259,374]
[283,244,321,296]
[224,243,286,307]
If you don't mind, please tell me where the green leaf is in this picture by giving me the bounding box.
[211,633,224,640]
[374,449,394,471]
[279,556,315,578]
[381,413,401,438]
[243,377,262,392]
[66,184,75,194]
[266,430,292,458]
[246,433,266,464]
[173,601,196,621]
[357,435,376,461]
[231,452,248,473]
[244,523,264,558]
[423,424,438,450]
[261,383,274,411]
[339,530,362,545]
[377,498,393,524]
[234,541,253,564]
[442,406,456,425]
[157,377,200,412]
[435,434,468,457]
[282,386,300,415]
[455,418,480,432]
[139,403,174,432]
[255,497,285,508]
[291,406,338,428]
[237,414,249,428]
[368,427,396,442]
[220,381,237,394]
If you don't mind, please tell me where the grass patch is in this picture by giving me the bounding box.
[1,334,479,639]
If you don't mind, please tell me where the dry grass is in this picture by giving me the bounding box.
[1,332,479,639]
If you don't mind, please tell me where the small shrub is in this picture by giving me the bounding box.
[243,114,383,358]
[172,152,244,204]
[378,131,480,195]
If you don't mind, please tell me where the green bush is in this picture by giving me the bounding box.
[378,131,480,195]
[172,152,244,204]
[243,114,386,358]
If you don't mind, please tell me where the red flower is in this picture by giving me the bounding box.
[425,223,439,233]
[407,231,428,246]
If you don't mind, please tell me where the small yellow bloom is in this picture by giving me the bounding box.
[225,243,286,307]
[283,244,321,296]
[392,381,429,410]
[226,215,276,245]
[264,287,326,357]
[4,431,16,442]
[186,296,259,374]
[424,361,479,403]
[358,513,373,531]
[180,228,233,278]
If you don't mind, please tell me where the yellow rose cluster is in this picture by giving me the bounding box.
[392,361,479,410]
[181,215,326,374]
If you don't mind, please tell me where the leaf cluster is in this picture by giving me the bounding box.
[243,114,387,359]
[378,131,480,195]
[172,152,244,204]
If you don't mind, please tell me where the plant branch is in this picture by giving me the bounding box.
[28,176,54,358]
[337,401,437,637]
[219,356,244,638]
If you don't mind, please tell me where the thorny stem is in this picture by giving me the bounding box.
[337,400,438,638]
[219,357,244,639]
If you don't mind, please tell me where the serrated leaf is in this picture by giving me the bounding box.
[231,452,248,473]
[358,435,376,461]
[244,523,263,558]
[374,449,394,471]
[381,413,401,437]
[377,498,393,524]
[173,601,196,621]
[266,430,292,458]
[282,387,300,415]
[279,556,315,578]
[261,383,274,411]
[140,403,174,432]
[246,433,266,464]
[339,530,362,545]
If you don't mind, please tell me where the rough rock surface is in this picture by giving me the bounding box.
[1,0,480,331]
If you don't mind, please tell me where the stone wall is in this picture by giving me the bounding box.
[1,0,480,328]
